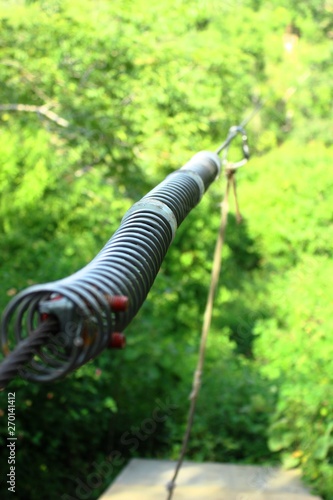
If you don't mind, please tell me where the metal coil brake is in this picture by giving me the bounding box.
[0,151,221,383]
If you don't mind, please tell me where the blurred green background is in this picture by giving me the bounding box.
[0,0,333,498]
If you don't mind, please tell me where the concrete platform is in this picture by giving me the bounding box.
[99,458,322,499]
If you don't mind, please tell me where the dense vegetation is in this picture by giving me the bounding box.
[0,0,332,499]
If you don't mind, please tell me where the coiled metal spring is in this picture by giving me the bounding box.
[0,151,220,383]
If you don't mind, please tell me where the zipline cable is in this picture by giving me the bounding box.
[0,318,58,389]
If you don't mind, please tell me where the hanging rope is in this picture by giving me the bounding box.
[166,128,250,500]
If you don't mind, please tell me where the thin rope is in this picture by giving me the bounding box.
[166,168,240,499]
[229,168,242,223]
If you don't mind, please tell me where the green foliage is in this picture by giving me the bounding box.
[252,253,333,496]
[167,347,278,464]
[0,1,332,499]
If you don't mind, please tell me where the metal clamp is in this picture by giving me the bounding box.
[122,199,178,241]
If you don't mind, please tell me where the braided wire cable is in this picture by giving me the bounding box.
[0,318,59,389]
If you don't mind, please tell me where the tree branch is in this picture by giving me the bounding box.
[0,103,69,127]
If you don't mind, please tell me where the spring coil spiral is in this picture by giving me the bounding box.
[0,151,220,383]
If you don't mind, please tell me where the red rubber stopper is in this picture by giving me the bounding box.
[107,295,129,312]
[109,332,126,349]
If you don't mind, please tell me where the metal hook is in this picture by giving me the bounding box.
[219,125,250,171]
